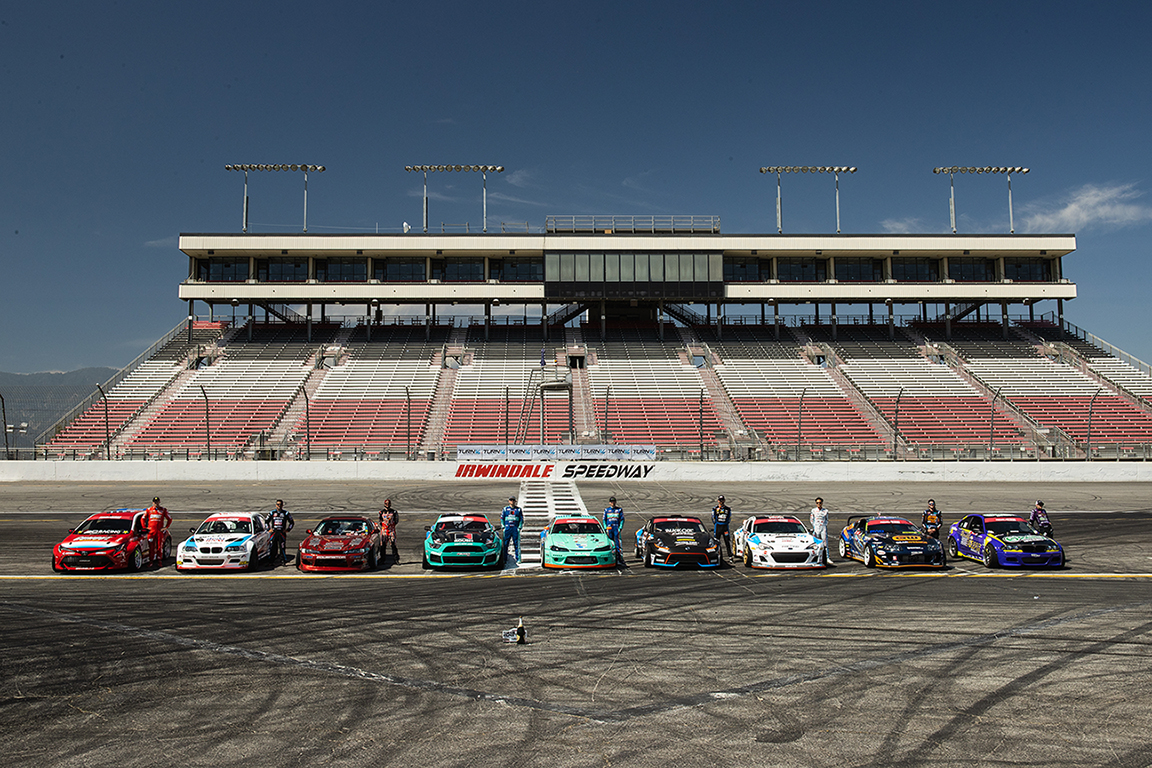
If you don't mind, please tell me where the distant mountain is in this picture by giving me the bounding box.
[0,367,119,442]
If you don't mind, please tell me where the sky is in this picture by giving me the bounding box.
[2,0,1151,373]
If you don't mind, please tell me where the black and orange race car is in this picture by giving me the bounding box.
[837,515,946,568]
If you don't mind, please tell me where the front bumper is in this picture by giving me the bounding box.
[298,552,371,571]
[176,550,252,569]
[649,549,722,568]
[543,551,617,569]
[749,547,826,569]
[995,549,1064,567]
[425,545,501,568]
[872,550,946,568]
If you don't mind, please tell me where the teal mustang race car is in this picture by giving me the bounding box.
[422,514,504,570]
[540,516,617,569]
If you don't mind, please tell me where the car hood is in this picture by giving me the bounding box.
[871,532,933,547]
[995,533,1055,547]
[429,529,496,545]
[748,533,816,549]
[186,533,253,547]
[305,534,372,551]
[549,533,610,549]
[652,529,712,548]
[59,533,130,550]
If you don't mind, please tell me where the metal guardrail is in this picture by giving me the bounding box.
[545,215,721,234]
[1058,316,1152,378]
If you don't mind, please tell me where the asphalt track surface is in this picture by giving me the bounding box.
[4,480,1152,767]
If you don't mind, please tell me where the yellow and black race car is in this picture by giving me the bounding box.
[838,515,946,568]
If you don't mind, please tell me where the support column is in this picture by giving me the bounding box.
[717,302,723,341]
[868,303,874,324]
[485,302,491,341]
[248,304,253,340]
[542,302,547,342]
[773,303,780,340]
[1001,301,1009,339]
[209,304,214,323]
[187,300,194,344]
[831,303,837,341]
[761,303,766,325]
[306,303,312,343]
[814,303,820,324]
[944,302,952,340]
[366,304,372,342]
[658,300,664,341]
[600,299,606,341]
[921,302,927,323]
[1057,299,1065,339]
[887,301,895,340]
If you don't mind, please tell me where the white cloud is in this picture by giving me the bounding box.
[879,217,924,234]
[406,189,455,202]
[622,170,655,191]
[144,236,177,248]
[1020,183,1152,233]
[487,191,549,207]
[505,169,534,188]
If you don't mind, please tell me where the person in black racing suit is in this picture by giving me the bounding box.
[268,499,295,565]
[711,495,733,559]
[1029,500,1053,537]
[922,499,943,540]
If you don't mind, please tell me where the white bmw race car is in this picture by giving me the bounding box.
[176,512,272,571]
[734,515,827,569]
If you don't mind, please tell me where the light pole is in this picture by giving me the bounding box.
[1086,388,1102,460]
[759,166,857,234]
[893,387,904,459]
[989,386,1003,456]
[225,164,326,232]
[5,421,27,460]
[0,391,8,459]
[405,165,505,233]
[933,166,1029,234]
[199,385,211,460]
[796,387,806,460]
[96,383,111,460]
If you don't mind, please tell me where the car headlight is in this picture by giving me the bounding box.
[706,545,718,552]
[550,545,570,552]
[346,547,368,555]
[655,545,670,553]
[225,543,246,552]
[593,545,611,552]
[299,548,318,555]
[182,541,197,550]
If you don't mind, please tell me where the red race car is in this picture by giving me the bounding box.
[52,510,171,572]
[296,515,383,572]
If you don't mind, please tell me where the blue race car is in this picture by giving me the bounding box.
[948,514,1065,568]
[838,515,946,568]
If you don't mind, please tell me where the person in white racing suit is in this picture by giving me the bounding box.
[810,497,829,563]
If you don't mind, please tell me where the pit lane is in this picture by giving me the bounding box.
[3,480,1152,767]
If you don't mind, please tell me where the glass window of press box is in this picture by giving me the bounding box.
[948,258,997,282]
[776,258,827,282]
[256,258,308,282]
[1003,258,1051,281]
[835,258,884,282]
[890,257,939,282]
[544,252,723,299]
[431,258,485,282]
[723,256,762,282]
[489,258,544,282]
[315,258,367,283]
[373,258,426,282]
[196,258,249,282]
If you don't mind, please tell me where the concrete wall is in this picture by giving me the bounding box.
[3,460,1151,484]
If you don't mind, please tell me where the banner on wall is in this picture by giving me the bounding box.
[456,445,657,461]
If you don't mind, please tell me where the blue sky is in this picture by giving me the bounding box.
[2,0,1150,372]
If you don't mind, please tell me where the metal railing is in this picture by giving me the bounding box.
[545,215,721,234]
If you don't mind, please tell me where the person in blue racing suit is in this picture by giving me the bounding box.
[268,499,295,565]
[603,496,624,565]
[711,495,733,558]
[501,497,523,565]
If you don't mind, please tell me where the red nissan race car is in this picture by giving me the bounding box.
[52,510,170,572]
[296,515,383,572]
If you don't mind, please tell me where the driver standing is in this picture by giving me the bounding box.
[711,495,733,558]
[268,499,295,565]
[603,496,625,565]
[142,496,171,567]
[922,499,943,539]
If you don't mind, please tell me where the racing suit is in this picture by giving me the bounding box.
[1030,507,1052,534]
[711,504,733,557]
[922,507,943,539]
[269,507,295,565]
[142,504,171,566]
[501,504,523,564]
[603,504,624,564]
[810,505,829,562]
[379,506,399,560]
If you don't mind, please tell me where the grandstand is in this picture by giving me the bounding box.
[25,217,1152,461]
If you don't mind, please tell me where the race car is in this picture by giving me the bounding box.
[635,516,722,568]
[540,516,617,569]
[838,515,946,568]
[948,514,1065,568]
[52,509,170,572]
[734,515,826,569]
[422,514,504,570]
[176,512,272,572]
[297,515,383,572]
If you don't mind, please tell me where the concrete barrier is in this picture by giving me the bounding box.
[2,460,1151,483]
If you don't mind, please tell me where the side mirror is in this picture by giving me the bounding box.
[424,526,431,532]
[68,528,76,534]
[306,529,313,535]
[189,527,196,533]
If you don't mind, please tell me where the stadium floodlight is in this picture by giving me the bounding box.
[759,164,857,234]
[406,164,505,232]
[934,165,1029,233]
[226,163,325,232]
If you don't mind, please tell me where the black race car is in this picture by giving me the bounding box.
[838,514,946,568]
[635,516,723,568]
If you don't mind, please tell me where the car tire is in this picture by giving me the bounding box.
[743,547,752,568]
[421,553,431,570]
[863,545,876,568]
[644,546,654,568]
[128,547,143,572]
[51,558,63,573]
[248,548,261,571]
[947,536,959,558]
[983,544,999,568]
[368,547,378,570]
[838,538,848,560]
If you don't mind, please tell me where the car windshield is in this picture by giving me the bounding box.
[985,519,1034,536]
[74,518,132,535]
[554,522,602,535]
[197,518,252,535]
[753,520,806,534]
[867,521,919,535]
[655,520,705,534]
[317,519,369,536]
[435,519,489,533]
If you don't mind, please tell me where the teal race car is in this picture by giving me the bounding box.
[541,516,617,569]
[422,514,504,570]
